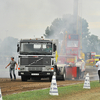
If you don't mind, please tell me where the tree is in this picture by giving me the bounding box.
[44,14,90,39]
[44,14,100,53]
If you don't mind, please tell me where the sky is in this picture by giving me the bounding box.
[0,0,100,40]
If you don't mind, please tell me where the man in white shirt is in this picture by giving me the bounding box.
[96,58,100,83]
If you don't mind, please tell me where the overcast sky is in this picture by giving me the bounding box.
[0,0,100,40]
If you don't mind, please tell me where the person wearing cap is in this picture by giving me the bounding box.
[5,57,18,81]
[96,58,100,83]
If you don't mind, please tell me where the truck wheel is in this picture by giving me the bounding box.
[49,76,52,82]
[62,69,66,81]
[21,76,27,81]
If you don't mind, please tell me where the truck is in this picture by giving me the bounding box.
[17,38,58,82]
[17,34,85,81]
[85,52,96,66]
[86,54,100,67]
[57,34,85,80]
[93,55,100,63]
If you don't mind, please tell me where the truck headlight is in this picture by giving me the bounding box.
[42,67,54,71]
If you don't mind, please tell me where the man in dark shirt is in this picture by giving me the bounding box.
[5,57,18,81]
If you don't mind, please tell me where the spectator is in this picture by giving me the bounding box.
[5,57,18,81]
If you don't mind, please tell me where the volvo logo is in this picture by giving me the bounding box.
[29,57,43,65]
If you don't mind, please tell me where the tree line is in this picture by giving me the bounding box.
[0,14,100,64]
[44,14,100,54]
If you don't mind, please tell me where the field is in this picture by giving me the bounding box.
[0,66,99,100]
[0,78,82,96]
[2,81,100,100]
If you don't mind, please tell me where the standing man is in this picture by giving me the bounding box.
[96,58,100,83]
[5,57,18,81]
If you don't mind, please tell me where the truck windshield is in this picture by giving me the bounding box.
[20,42,52,55]
[67,40,78,47]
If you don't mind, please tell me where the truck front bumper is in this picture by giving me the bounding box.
[18,71,53,76]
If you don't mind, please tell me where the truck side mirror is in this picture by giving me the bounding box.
[53,44,56,52]
[17,44,19,52]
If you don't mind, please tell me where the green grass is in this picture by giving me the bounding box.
[3,81,100,100]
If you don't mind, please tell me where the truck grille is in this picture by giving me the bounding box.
[28,67,42,71]
[20,57,51,66]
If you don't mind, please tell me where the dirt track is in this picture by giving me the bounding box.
[0,66,98,96]
[0,78,82,96]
